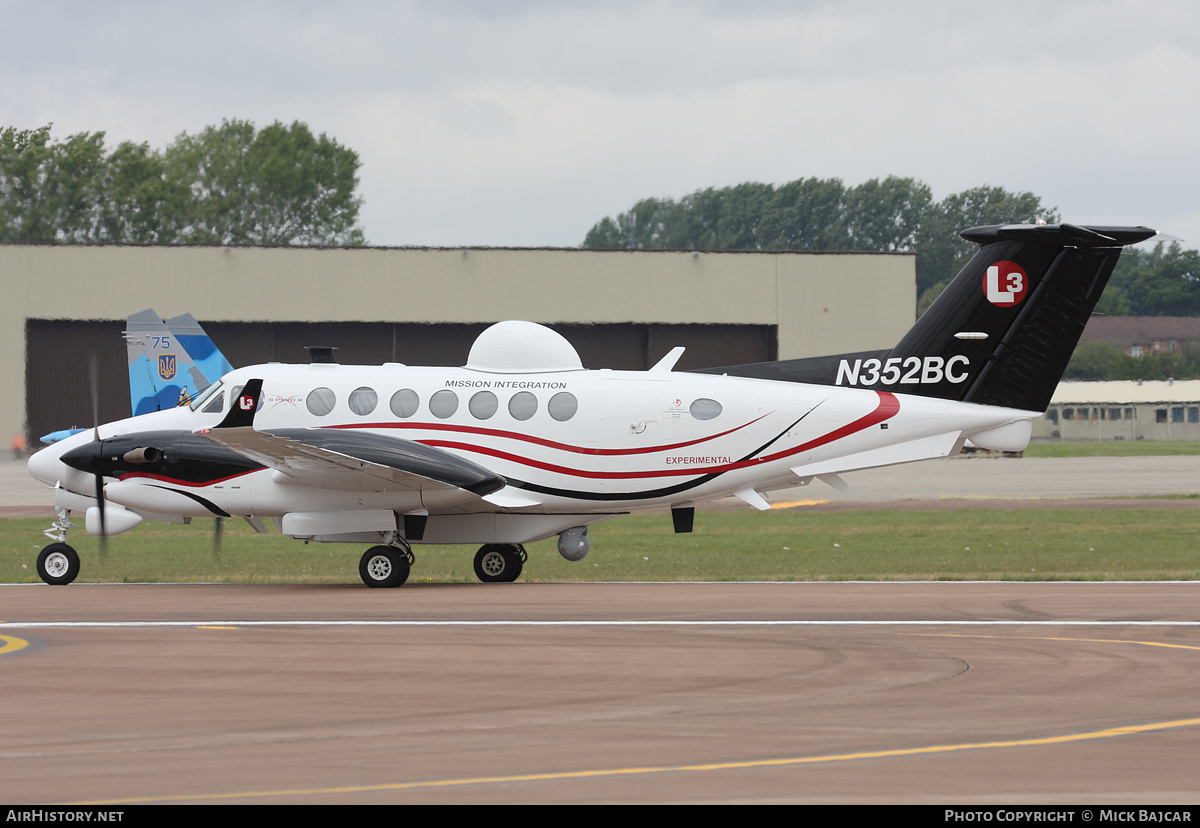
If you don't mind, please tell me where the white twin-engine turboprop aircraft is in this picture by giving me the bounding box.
[28,223,1157,587]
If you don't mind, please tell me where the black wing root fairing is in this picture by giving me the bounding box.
[263,428,506,496]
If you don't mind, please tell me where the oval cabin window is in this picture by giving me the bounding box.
[429,389,459,419]
[469,391,498,420]
[390,389,419,418]
[548,391,578,422]
[306,387,336,417]
[348,387,378,416]
[508,391,538,421]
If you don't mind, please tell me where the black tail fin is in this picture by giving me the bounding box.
[696,223,1157,411]
[213,378,263,429]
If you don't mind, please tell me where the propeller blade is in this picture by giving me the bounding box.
[212,517,223,560]
[89,350,107,561]
[89,350,100,444]
[93,471,108,561]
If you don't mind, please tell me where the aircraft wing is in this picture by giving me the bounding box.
[201,425,507,497]
[198,378,506,498]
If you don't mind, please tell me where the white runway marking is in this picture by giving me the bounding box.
[2,619,1200,628]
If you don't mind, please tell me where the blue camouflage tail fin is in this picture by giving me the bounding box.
[165,313,234,387]
[125,309,233,416]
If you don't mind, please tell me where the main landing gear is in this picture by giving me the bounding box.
[358,541,527,587]
[359,541,415,588]
[473,543,526,583]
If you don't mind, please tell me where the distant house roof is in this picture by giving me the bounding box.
[1080,316,1200,348]
[1051,380,1200,405]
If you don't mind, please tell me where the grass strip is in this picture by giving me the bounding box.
[1021,440,1200,457]
[2,506,1197,584]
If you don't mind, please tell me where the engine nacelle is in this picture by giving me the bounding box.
[105,479,213,518]
[557,526,590,561]
[85,504,144,537]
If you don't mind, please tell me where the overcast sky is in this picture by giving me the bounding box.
[2,0,1196,247]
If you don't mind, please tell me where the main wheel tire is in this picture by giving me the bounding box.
[37,543,80,586]
[359,546,409,588]
[474,544,523,583]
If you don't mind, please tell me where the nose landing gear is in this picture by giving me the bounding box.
[36,507,80,585]
[37,542,80,586]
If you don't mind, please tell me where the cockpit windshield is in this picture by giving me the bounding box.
[188,380,224,411]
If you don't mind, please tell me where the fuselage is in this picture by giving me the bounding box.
[30,359,1037,544]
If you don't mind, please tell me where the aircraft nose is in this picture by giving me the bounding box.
[27,445,62,485]
[61,441,105,476]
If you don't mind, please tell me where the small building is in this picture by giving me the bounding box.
[1079,316,1200,357]
[1034,380,1200,441]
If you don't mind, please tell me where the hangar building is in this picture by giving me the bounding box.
[1,245,916,447]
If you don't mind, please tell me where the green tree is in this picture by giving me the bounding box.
[95,141,188,243]
[1107,243,1200,316]
[842,176,932,253]
[0,121,365,246]
[582,196,677,249]
[165,119,364,245]
[1,125,54,241]
[582,179,1200,322]
[582,178,1053,284]
[757,177,847,250]
[0,125,107,242]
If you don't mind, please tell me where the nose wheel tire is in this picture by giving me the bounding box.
[474,544,524,583]
[359,546,410,588]
[37,543,80,586]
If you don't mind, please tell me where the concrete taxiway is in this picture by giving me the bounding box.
[3,581,1200,804]
[3,453,1198,803]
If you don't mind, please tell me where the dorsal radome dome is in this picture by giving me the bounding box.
[465,321,583,374]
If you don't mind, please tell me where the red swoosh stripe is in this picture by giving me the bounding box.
[330,413,769,456]
[424,392,899,480]
[117,470,259,488]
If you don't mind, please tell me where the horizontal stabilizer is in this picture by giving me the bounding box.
[791,432,964,479]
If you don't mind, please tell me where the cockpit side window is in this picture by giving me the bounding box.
[201,391,226,414]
